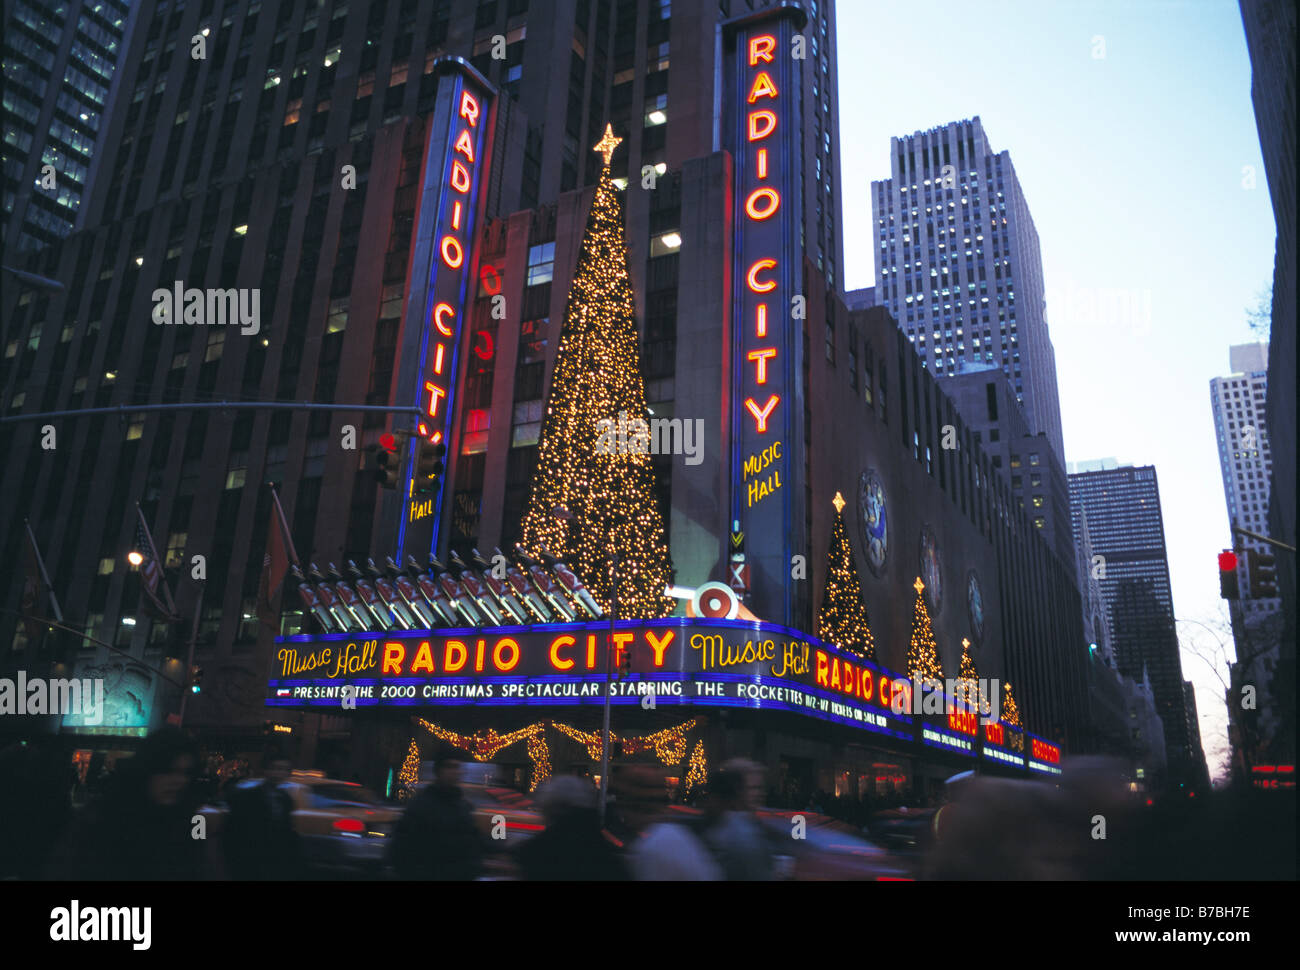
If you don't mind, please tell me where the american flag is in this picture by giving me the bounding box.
[136,508,178,622]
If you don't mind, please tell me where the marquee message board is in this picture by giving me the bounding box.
[268,618,914,741]
[722,3,809,627]
[392,58,496,561]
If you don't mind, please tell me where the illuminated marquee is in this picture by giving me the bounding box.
[724,3,809,628]
[395,59,496,560]
[267,617,914,741]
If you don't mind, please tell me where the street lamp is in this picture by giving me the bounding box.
[127,550,144,567]
[549,504,619,822]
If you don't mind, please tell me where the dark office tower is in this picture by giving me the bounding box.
[1068,462,1206,786]
[1,0,135,256]
[1240,0,1296,766]
[870,117,1066,468]
[945,364,1075,583]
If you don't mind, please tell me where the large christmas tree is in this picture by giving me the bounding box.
[1002,681,1023,728]
[518,126,673,618]
[816,492,875,658]
[906,576,943,681]
[955,637,986,713]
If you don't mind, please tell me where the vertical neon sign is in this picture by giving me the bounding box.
[395,59,496,562]
[723,4,807,627]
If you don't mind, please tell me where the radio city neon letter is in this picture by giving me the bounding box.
[747,258,777,293]
[747,348,777,384]
[748,34,776,66]
[424,381,447,420]
[459,91,479,126]
[748,110,777,142]
[744,395,780,433]
[745,187,780,220]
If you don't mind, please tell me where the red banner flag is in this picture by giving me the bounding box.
[257,488,299,632]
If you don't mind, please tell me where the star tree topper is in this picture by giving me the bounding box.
[593,123,623,167]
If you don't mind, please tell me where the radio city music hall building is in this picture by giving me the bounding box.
[0,0,1083,798]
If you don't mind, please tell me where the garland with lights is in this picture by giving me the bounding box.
[816,491,875,659]
[551,719,697,766]
[517,125,673,619]
[526,735,552,791]
[398,737,420,801]
[906,576,944,682]
[416,719,550,790]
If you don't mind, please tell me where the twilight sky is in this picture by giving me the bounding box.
[836,0,1278,783]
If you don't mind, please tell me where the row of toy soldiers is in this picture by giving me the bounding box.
[289,546,605,634]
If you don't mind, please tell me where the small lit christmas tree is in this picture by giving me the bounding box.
[518,125,673,619]
[955,637,987,713]
[1002,681,1023,728]
[398,738,420,800]
[816,491,875,658]
[907,576,943,681]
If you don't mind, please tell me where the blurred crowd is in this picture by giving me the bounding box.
[2,732,1292,881]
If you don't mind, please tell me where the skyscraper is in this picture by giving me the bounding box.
[1068,461,1206,786]
[870,117,1065,467]
[1210,343,1276,605]
[2,0,135,256]
[1211,342,1284,776]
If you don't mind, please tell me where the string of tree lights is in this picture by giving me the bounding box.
[518,126,674,620]
[398,738,420,800]
[683,741,708,799]
[816,491,876,659]
[906,577,944,682]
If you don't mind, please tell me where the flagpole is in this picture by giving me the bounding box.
[25,519,64,622]
[177,583,204,728]
[271,485,301,568]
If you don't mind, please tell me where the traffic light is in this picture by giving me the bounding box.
[189,665,204,694]
[1218,550,1240,600]
[1246,548,1278,598]
[413,438,447,496]
[619,652,632,679]
[370,432,406,490]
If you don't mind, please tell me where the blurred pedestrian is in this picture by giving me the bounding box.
[516,775,628,880]
[223,750,302,879]
[698,759,778,880]
[46,728,205,879]
[4,739,77,877]
[612,764,721,880]
[389,757,486,880]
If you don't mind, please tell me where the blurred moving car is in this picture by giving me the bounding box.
[456,763,545,845]
[754,809,916,880]
[199,770,400,876]
[866,806,938,863]
[653,805,914,880]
